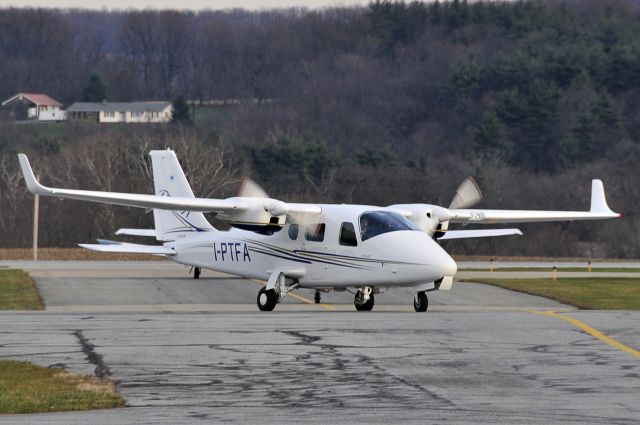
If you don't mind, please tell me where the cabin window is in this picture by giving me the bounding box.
[305,223,325,242]
[360,211,420,242]
[288,224,299,240]
[339,222,358,247]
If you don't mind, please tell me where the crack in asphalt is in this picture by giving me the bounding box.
[73,330,111,379]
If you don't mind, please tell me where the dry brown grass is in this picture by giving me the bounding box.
[0,248,165,261]
[453,255,631,262]
[0,360,125,414]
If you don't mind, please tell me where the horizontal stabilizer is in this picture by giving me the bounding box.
[115,228,157,237]
[79,243,175,255]
[439,228,523,240]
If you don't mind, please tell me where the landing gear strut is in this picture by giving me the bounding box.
[256,271,289,312]
[257,287,278,311]
[354,288,375,311]
[193,267,201,279]
[413,291,428,312]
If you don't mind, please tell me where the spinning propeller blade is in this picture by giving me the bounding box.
[448,177,482,210]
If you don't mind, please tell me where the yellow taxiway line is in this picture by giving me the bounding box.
[250,279,336,311]
[529,310,640,360]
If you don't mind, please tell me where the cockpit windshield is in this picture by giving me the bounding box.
[359,211,420,242]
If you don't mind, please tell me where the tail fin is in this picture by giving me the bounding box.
[150,149,215,241]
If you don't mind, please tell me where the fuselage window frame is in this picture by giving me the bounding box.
[305,223,326,243]
[288,223,299,240]
[339,222,358,247]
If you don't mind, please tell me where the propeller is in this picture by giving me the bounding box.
[237,178,269,198]
[434,177,483,239]
[449,177,483,210]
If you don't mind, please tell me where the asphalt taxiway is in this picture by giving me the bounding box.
[0,261,638,424]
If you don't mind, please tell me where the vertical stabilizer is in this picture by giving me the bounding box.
[150,149,214,241]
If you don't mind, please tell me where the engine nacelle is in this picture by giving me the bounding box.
[216,197,286,233]
[389,204,446,238]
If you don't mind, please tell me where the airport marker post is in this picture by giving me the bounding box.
[33,192,39,261]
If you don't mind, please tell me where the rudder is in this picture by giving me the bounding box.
[150,149,214,241]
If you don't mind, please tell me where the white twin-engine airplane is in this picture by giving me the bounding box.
[18,150,620,312]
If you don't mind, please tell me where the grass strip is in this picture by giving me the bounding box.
[461,267,640,273]
[0,269,44,310]
[0,360,125,414]
[472,278,640,310]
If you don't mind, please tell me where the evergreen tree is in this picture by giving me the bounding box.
[171,96,191,123]
[474,112,509,159]
[82,72,107,102]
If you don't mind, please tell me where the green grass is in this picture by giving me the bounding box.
[474,278,640,309]
[0,269,44,310]
[0,360,125,414]
[461,267,640,272]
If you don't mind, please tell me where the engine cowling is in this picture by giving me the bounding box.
[389,204,448,238]
[216,197,287,233]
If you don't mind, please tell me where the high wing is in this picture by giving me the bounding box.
[449,180,620,223]
[18,154,321,226]
[439,228,523,240]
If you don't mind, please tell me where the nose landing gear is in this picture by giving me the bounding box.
[413,291,428,312]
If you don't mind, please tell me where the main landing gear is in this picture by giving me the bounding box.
[257,287,278,311]
[256,271,295,312]
[413,291,429,312]
[354,287,374,311]
[193,267,201,279]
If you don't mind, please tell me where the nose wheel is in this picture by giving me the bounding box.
[257,287,278,311]
[413,291,429,312]
[354,289,375,311]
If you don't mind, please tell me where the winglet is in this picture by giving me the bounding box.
[590,179,619,217]
[17,154,50,195]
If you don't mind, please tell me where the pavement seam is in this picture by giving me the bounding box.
[528,310,640,360]
[74,330,112,379]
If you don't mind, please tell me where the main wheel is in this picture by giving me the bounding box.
[413,291,428,312]
[257,287,278,311]
[194,267,201,279]
[354,291,375,311]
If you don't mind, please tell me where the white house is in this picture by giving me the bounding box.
[67,101,173,123]
[1,93,66,122]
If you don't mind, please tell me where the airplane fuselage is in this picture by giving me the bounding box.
[169,204,457,289]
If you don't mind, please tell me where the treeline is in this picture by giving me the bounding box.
[1,0,639,258]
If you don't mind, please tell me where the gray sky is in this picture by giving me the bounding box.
[0,0,370,11]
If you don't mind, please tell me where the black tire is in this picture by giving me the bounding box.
[413,291,428,312]
[194,267,201,279]
[354,291,375,311]
[257,287,278,311]
[314,291,321,304]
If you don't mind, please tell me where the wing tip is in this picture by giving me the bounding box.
[17,153,48,195]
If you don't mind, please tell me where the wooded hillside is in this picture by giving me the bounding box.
[0,0,638,257]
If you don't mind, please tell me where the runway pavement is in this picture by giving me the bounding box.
[2,260,570,312]
[0,260,638,424]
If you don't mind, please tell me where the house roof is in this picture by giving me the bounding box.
[1,93,63,107]
[67,101,172,113]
